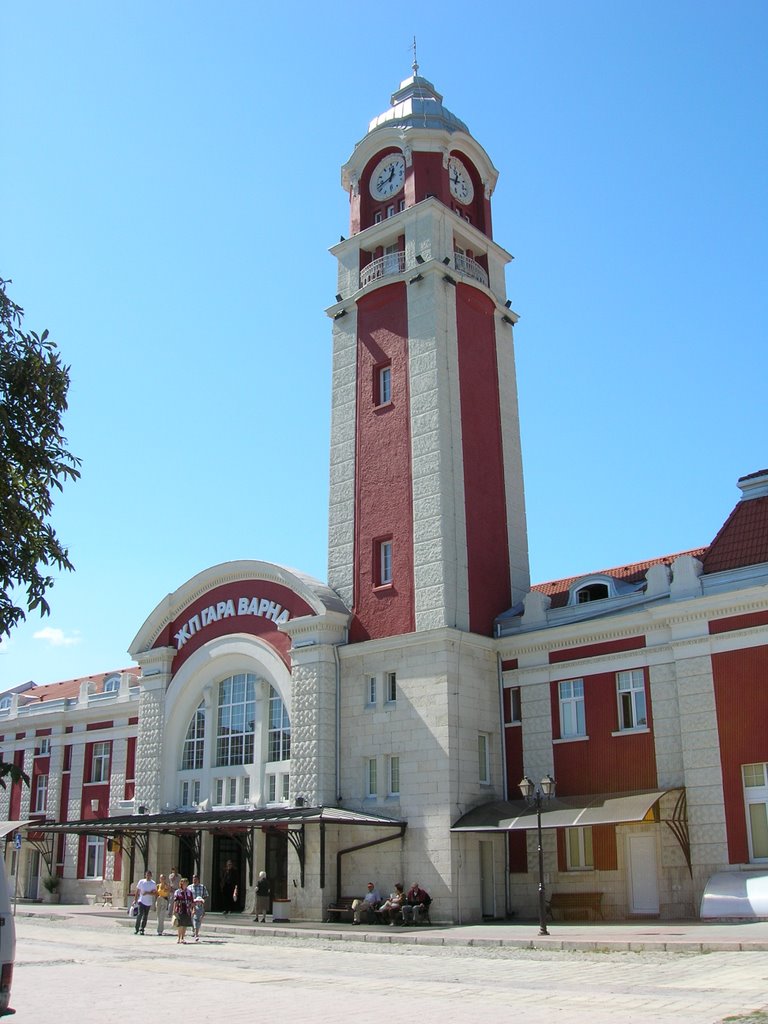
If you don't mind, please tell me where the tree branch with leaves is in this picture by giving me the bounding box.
[0,278,81,641]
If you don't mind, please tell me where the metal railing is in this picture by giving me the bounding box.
[360,250,406,288]
[454,252,489,287]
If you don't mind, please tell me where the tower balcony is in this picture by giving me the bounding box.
[359,249,489,290]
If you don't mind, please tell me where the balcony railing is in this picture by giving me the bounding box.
[360,251,406,288]
[358,250,489,290]
[454,252,489,287]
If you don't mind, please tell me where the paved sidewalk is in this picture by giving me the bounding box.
[15,900,768,952]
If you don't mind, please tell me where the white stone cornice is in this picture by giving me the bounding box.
[337,626,497,661]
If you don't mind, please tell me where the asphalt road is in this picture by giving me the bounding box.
[11,914,768,1024]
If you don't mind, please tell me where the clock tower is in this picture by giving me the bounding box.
[327,69,529,643]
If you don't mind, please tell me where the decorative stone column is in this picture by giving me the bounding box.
[133,647,175,814]
[280,612,349,808]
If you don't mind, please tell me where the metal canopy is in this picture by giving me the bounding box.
[451,789,681,832]
[31,805,405,837]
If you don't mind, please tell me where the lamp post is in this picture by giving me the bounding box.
[519,773,556,936]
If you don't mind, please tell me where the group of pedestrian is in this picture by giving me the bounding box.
[132,866,209,943]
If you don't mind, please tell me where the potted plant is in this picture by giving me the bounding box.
[41,874,61,904]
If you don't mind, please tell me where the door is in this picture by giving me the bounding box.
[265,831,288,902]
[479,840,495,919]
[627,834,659,914]
[212,836,245,913]
[25,851,40,900]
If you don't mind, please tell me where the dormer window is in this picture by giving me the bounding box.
[577,583,610,603]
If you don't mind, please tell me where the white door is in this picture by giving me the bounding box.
[479,841,495,919]
[627,834,659,914]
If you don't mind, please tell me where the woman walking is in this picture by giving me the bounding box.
[173,877,195,944]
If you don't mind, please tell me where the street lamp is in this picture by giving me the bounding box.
[519,773,556,936]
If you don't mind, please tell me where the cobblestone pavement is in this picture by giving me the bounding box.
[9,910,768,1024]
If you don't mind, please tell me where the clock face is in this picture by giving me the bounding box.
[448,156,474,205]
[370,153,406,200]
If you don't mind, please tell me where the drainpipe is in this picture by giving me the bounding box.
[334,644,341,803]
[334,826,407,900]
[497,651,510,918]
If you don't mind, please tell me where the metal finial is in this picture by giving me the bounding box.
[411,35,419,77]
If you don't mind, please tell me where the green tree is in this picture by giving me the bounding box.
[0,278,81,645]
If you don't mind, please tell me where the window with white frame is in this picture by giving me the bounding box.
[743,763,768,861]
[242,777,250,804]
[37,737,51,756]
[216,673,256,767]
[387,755,400,796]
[559,679,586,738]
[509,687,522,724]
[91,741,110,783]
[103,674,120,693]
[34,774,48,813]
[378,540,393,586]
[281,774,290,801]
[84,835,105,878]
[478,733,490,785]
[182,701,206,770]
[385,671,397,703]
[365,757,378,798]
[366,675,377,706]
[268,687,291,762]
[378,364,392,405]
[616,669,647,730]
[267,775,277,802]
[566,826,594,870]
[180,779,202,807]
[215,779,224,805]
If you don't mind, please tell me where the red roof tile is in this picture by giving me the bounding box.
[702,494,768,574]
[21,669,135,703]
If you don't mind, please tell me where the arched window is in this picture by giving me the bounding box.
[576,583,610,603]
[268,686,291,762]
[182,701,206,771]
[103,674,120,693]
[216,673,256,767]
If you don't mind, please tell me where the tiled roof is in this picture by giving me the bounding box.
[702,494,768,574]
[532,549,708,609]
[15,669,135,704]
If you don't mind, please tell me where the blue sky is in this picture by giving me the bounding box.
[2,1,766,687]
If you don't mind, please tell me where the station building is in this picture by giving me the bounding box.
[1,70,766,922]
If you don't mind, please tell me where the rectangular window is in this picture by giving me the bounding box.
[365,758,378,798]
[377,364,392,405]
[386,204,395,218]
[374,211,383,224]
[242,777,250,804]
[616,670,647,730]
[180,781,190,806]
[385,671,397,703]
[379,541,393,586]
[228,778,237,804]
[509,687,522,723]
[566,826,594,870]
[84,835,105,879]
[383,242,400,273]
[743,763,768,861]
[559,679,586,738]
[215,779,224,805]
[282,774,290,800]
[91,741,110,783]
[268,690,291,762]
[387,755,400,797]
[37,737,51,756]
[478,733,490,785]
[267,775,277,802]
[366,675,377,706]
[34,774,48,813]
[398,199,406,212]
[192,780,201,805]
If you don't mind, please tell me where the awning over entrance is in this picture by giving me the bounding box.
[31,805,407,895]
[32,805,404,837]
[451,788,681,831]
[0,820,33,839]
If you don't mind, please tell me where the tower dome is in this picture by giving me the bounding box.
[366,74,469,137]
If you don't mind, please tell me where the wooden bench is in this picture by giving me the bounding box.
[325,897,356,923]
[548,891,604,920]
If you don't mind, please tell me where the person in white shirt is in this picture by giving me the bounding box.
[134,870,157,935]
[352,882,381,924]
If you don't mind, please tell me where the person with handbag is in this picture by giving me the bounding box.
[172,878,195,944]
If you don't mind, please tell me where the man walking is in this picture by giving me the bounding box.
[134,870,157,936]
